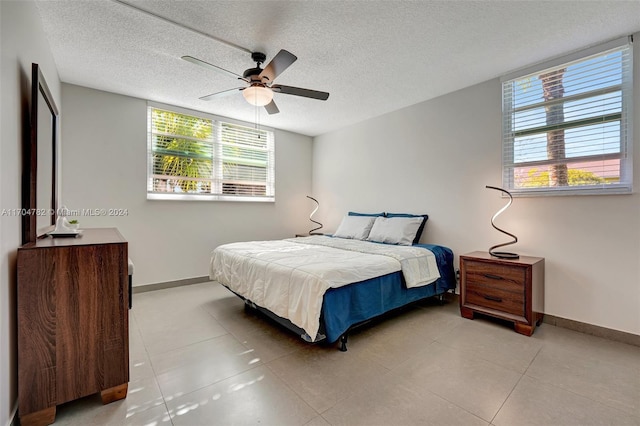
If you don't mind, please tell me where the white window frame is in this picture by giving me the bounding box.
[146,102,275,202]
[501,36,633,196]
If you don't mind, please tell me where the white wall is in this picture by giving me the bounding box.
[61,84,313,286]
[312,41,640,336]
[0,1,61,424]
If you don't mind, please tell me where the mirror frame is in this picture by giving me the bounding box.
[23,63,58,244]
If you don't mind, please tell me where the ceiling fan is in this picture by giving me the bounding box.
[182,50,329,115]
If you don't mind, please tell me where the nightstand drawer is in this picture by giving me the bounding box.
[464,260,525,293]
[465,282,524,316]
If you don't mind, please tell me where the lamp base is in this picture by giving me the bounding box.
[489,251,520,259]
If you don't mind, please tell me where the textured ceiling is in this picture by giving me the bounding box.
[35,0,640,137]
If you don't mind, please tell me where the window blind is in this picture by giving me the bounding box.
[501,36,633,196]
[147,106,275,201]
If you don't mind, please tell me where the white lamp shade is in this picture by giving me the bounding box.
[243,86,274,106]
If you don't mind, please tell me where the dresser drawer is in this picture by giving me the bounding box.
[465,281,524,317]
[464,260,525,294]
[463,259,526,317]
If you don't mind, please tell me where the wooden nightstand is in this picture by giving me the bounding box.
[460,251,544,336]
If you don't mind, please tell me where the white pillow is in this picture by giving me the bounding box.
[367,216,424,246]
[333,215,376,240]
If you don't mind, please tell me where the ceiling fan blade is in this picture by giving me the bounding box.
[259,50,297,83]
[182,55,244,80]
[272,84,329,101]
[199,87,243,101]
[264,99,279,115]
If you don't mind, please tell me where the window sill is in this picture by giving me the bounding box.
[147,193,275,202]
[508,185,633,197]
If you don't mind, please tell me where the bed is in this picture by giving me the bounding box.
[209,213,456,351]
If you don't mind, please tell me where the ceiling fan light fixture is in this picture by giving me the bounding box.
[184,50,329,114]
[243,85,273,106]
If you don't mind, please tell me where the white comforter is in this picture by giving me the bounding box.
[209,235,440,340]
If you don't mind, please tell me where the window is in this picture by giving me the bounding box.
[501,36,633,196]
[147,105,275,202]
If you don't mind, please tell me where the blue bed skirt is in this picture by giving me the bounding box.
[320,244,456,342]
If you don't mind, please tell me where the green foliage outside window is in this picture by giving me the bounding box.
[152,109,213,193]
[520,168,606,188]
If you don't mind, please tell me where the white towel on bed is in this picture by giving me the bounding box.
[209,235,440,340]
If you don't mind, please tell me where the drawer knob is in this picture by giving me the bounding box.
[483,294,503,302]
[483,273,504,280]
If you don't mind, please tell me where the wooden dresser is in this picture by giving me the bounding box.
[459,251,544,336]
[17,228,129,426]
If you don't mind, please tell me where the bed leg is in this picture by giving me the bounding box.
[338,334,348,352]
[438,293,445,305]
[244,301,256,314]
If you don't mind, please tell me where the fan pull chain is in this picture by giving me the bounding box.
[255,104,262,138]
[255,105,258,132]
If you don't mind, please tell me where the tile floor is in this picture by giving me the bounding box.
[54,282,640,426]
